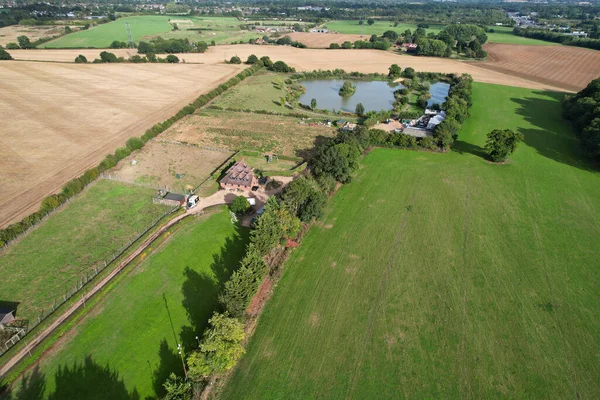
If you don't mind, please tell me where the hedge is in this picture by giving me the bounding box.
[0,62,264,248]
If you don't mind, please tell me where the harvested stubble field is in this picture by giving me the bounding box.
[221,83,600,399]
[0,61,244,228]
[288,32,367,48]
[7,46,578,91]
[109,141,233,193]
[0,25,76,46]
[0,179,169,322]
[480,43,600,92]
[161,109,335,158]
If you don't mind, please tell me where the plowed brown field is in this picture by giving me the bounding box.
[288,32,367,48]
[480,43,600,92]
[0,62,244,228]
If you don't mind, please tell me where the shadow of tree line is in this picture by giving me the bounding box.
[2,223,249,400]
[452,90,595,172]
[151,223,249,398]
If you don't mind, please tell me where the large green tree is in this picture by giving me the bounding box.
[484,129,524,162]
[187,313,245,380]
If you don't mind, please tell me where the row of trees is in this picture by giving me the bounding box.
[563,78,600,161]
[0,62,264,248]
[74,52,180,64]
[137,38,209,55]
[4,35,34,50]
[513,27,600,51]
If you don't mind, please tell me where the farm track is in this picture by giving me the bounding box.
[0,61,244,228]
[0,210,188,378]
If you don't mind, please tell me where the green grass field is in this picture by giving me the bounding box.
[214,71,290,113]
[0,180,169,322]
[220,83,600,398]
[41,15,304,48]
[485,26,560,46]
[7,210,248,399]
[324,20,557,46]
[41,15,173,48]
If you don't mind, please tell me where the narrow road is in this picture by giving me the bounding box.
[0,176,293,378]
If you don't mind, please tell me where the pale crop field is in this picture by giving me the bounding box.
[0,61,244,228]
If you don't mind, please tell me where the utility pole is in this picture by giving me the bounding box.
[125,21,134,49]
[177,343,188,379]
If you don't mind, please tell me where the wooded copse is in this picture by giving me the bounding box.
[563,78,600,161]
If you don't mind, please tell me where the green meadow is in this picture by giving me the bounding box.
[0,180,168,322]
[6,210,248,399]
[220,83,600,399]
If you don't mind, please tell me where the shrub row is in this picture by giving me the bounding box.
[513,27,600,51]
[0,63,264,248]
[291,69,387,81]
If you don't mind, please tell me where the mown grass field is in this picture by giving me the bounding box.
[7,210,248,400]
[324,20,557,45]
[41,15,173,48]
[0,180,169,322]
[41,15,305,48]
[485,26,560,46]
[220,83,600,399]
[213,71,289,113]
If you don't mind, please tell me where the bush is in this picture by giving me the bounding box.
[6,43,19,50]
[484,129,524,162]
[329,43,340,49]
[165,54,179,63]
[0,48,12,60]
[114,147,131,161]
[99,51,119,63]
[126,137,144,151]
[245,54,259,64]
[230,195,251,214]
[270,60,294,73]
[229,56,242,64]
[74,54,88,63]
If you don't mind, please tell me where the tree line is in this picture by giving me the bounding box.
[513,27,600,51]
[563,78,600,162]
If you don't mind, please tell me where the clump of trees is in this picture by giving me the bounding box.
[563,78,600,161]
[485,129,524,162]
[74,54,87,63]
[137,38,208,54]
[416,24,487,58]
[245,54,259,64]
[0,48,12,60]
[433,74,474,149]
[229,55,242,64]
[339,81,356,97]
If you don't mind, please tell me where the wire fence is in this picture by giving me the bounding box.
[1,205,178,357]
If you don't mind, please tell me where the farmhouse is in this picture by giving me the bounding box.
[220,160,258,190]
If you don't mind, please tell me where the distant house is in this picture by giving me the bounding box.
[426,111,446,130]
[309,28,329,33]
[401,43,418,52]
[220,160,258,190]
[571,31,588,37]
[340,122,357,132]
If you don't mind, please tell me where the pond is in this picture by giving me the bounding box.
[298,79,450,113]
[298,80,401,113]
[427,82,451,108]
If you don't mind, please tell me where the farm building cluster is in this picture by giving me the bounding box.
[374,108,447,138]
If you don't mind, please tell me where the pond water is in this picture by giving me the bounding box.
[427,82,451,108]
[298,80,401,113]
[298,79,450,113]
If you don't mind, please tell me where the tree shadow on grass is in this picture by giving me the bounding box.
[179,225,249,350]
[510,91,595,172]
[452,139,487,159]
[150,340,181,399]
[3,357,140,400]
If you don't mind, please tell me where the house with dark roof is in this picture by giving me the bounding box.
[220,160,258,191]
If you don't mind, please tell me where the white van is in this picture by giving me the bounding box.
[187,195,199,209]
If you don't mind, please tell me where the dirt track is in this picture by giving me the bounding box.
[479,43,600,92]
[0,61,244,228]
